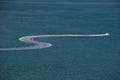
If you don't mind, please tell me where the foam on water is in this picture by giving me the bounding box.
[0,33,110,51]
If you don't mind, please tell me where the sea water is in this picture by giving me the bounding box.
[0,0,120,80]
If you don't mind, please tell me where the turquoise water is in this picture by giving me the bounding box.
[0,0,120,80]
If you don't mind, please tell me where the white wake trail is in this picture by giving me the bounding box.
[0,33,110,51]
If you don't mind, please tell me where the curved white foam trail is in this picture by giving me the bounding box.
[0,33,110,51]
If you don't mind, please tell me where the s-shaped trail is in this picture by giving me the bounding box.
[0,33,110,51]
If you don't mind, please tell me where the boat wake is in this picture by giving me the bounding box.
[0,33,110,51]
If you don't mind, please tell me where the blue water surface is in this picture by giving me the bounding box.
[0,0,120,80]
